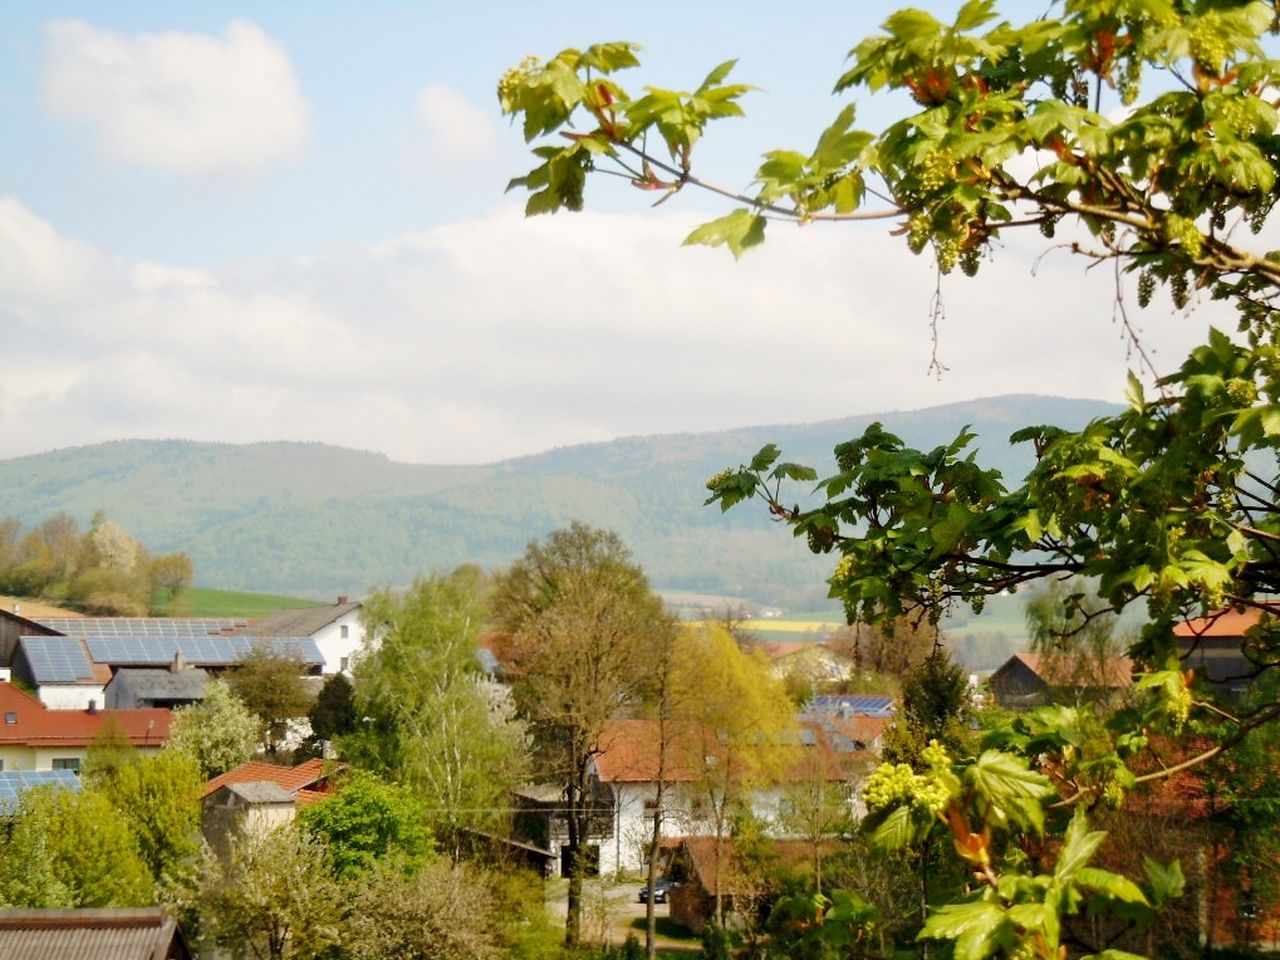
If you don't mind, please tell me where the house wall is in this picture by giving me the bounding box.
[0,742,163,772]
[597,779,859,876]
[990,664,1049,709]
[312,610,364,675]
[38,684,106,711]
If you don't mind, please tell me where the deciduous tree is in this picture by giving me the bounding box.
[228,642,314,757]
[169,679,262,778]
[297,771,435,880]
[343,569,526,845]
[0,787,153,908]
[197,824,342,960]
[491,522,668,946]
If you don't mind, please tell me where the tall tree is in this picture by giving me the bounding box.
[343,568,525,846]
[102,750,204,893]
[491,522,668,946]
[670,624,798,925]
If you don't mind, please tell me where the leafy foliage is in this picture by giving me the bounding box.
[168,679,262,779]
[227,641,315,756]
[0,510,193,615]
[0,787,153,908]
[492,522,674,945]
[343,568,526,840]
[297,771,435,880]
[196,824,343,960]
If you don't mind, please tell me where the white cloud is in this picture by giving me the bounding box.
[43,19,307,175]
[412,83,498,162]
[0,196,1235,465]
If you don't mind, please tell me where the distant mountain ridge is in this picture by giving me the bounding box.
[0,394,1120,608]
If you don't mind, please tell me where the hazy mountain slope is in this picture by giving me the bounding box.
[0,395,1119,605]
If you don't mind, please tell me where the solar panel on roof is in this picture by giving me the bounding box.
[34,617,248,637]
[804,694,895,719]
[18,636,95,682]
[0,770,82,813]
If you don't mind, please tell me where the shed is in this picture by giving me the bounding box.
[0,907,192,959]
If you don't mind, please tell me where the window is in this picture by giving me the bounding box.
[51,758,81,774]
[340,625,349,639]
[340,656,350,673]
[3,712,15,725]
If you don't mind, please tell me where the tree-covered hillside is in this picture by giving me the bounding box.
[0,395,1116,606]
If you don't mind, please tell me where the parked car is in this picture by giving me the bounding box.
[638,878,676,904]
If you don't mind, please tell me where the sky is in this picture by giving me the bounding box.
[0,1,1234,466]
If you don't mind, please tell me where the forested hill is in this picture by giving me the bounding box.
[0,394,1118,607]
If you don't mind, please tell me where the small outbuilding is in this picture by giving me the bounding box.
[0,907,192,959]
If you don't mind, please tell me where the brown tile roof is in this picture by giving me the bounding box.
[1009,652,1134,689]
[0,907,190,960]
[593,718,850,785]
[1173,603,1280,639]
[201,757,330,799]
[593,719,705,783]
[0,683,170,749]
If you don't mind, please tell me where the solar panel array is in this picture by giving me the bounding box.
[35,618,248,637]
[19,636,95,683]
[804,694,895,718]
[83,635,323,667]
[0,769,82,813]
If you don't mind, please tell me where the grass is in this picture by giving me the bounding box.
[174,587,321,618]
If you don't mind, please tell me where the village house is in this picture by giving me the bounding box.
[1173,603,1277,699]
[587,716,868,878]
[988,652,1134,709]
[237,598,364,675]
[201,757,336,857]
[758,640,855,687]
[0,682,169,773]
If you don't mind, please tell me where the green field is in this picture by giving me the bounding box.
[177,587,321,618]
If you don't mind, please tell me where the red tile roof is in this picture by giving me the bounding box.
[202,757,330,799]
[1173,603,1280,639]
[0,683,169,749]
[593,718,850,785]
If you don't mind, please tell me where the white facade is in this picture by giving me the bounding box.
[311,608,364,675]
[37,684,106,711]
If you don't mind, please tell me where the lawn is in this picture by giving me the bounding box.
[175,587,321,618]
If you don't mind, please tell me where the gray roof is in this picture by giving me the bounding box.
[244,603,361,638]
[224,781,296,804]
[107,668,208,701]
[0,908,189,960]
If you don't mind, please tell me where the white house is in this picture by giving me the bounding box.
[589,718,864,877]
[243,598,363,675]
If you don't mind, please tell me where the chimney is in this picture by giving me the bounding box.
[11,603,18,615]
[87,699,98,715]
[171,650,186,673]
[337,595,349,605]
